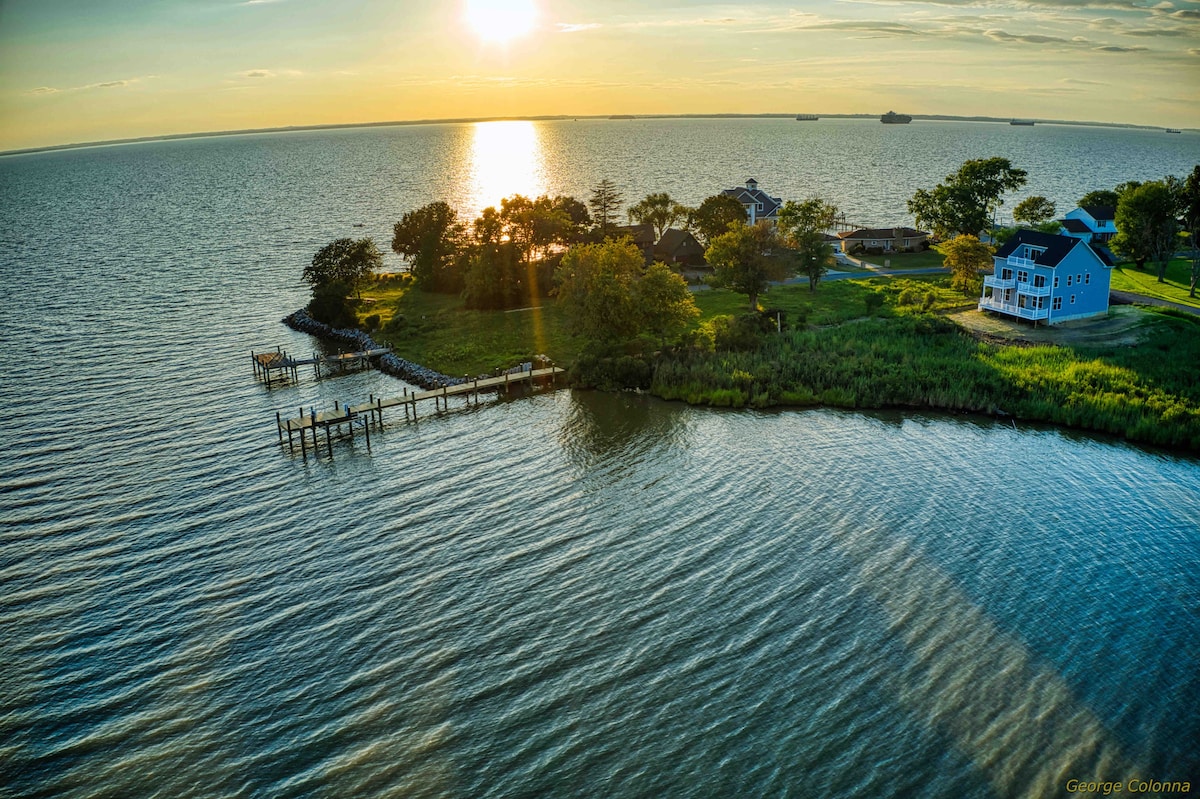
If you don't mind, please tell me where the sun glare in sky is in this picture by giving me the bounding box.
[464,0,538,43]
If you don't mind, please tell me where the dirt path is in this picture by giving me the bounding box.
[949,305,1159,346]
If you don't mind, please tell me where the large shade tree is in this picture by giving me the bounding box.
[936,234,994,295]
[1077,189,1120,208]
[627,192,689,240]
[391,201,465,293]
[907,157,1028,239]
[636,262,701,345]
[1112,181,1178,281]
[555,238,645,343]
[778,198,839,292]
[304,237,382,298]
[1012,196,1057,225]
[1173,165,1200,297]
[688,194,748,245]
[705,222,794,310]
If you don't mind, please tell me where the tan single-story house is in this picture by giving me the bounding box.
[837,227,929,253]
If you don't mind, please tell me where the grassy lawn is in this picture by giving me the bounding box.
[357,276,582,376]
[1109,258,1200,308]
[356,272,972,374]
[695,274,968,325]
[852,250,947,270]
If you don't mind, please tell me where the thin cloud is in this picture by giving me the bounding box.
[236,68,303,79]
[1190,46,1200,53]
[556,22,601,32]
[1095,44,1150,50]
[1122,26,1189,34]
[24,77,148,96]
[985,29,1078,43]
[798,19,923,36]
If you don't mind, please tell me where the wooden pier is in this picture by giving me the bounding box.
[251,345,392,384]
[274,367,567,457]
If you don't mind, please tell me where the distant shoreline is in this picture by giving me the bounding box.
[2,113,1191,158]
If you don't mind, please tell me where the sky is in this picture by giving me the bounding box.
[0,0,1198,151]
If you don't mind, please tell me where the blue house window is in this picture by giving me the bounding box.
[1054,276,1059,288]
[1085,273,1091,285]
[1053,297,1062,310]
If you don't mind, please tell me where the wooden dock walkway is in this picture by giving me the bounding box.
[252,345,392,383]
[275,366,567,457]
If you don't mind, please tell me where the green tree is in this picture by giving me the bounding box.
[907,157,1028,239]
[705,223,794,310]
[1078,189,1120,208]
[688,194,748,245]
[1112,181,1178,281]
[778,198,838,293]
[588,179,624,238]
[391,201,465,292]
[636,262,701,345]
[627,192,689,240]
[551,195,591,240]
[1173,165,1200,297]
[556,239,644,343]
[303,237,383,298]
[936,234,994,295]
[306,279,359,328]
[1013,196,1057,225]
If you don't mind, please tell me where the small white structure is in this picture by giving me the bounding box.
[979,230,1114,324]
[721,178,782,225]
[1059,206,1116,246]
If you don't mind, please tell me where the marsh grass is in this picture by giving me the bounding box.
[650,310,1200,449]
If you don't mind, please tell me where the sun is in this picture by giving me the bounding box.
[464,0,538,43]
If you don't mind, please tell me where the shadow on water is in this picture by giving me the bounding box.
[557,390,690,476]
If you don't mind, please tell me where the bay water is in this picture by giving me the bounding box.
[1,119,1198,797]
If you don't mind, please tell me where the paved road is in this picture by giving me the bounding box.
[1110,290,1200,316]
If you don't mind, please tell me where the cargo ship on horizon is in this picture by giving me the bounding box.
[881,111,912,124]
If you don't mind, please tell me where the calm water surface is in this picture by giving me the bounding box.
[1,121,1198,798]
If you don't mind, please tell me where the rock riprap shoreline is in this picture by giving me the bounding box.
[283,309,466,389]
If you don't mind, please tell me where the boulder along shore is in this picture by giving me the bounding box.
[283,308,467,389]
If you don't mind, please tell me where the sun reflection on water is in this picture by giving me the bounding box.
[466,121,546,217]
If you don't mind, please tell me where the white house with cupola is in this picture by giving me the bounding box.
[979,230,1114,324]
[1059,206,1117,245]
[721,178,782,225]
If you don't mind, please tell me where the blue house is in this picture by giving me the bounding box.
[1059,206,1117,246]
[979,230,1114,324]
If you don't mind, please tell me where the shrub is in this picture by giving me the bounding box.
[865,292,885,315]
[364,313,381,331]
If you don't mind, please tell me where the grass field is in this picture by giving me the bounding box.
[1109,258,1200,308]
[359,276,582,376]
[851,249,947,270]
